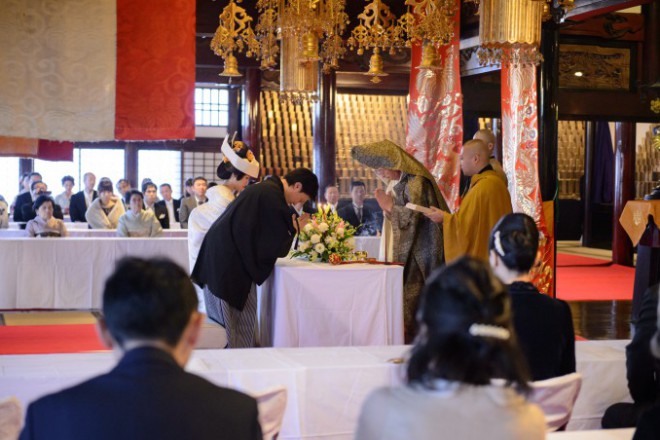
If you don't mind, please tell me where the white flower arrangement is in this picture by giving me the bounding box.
[291,205,357,263]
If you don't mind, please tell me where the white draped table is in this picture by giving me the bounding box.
[0,237,189,309]
[0,341,631,439]
[258,258,404,347]
[0,229,187,238]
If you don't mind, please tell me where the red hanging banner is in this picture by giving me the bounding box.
[405,0,463,212]
[501,50,554,294]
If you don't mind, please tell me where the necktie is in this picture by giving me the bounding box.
[357,207,363,223]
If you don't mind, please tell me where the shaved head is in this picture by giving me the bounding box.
[473,129,495,153]
[461,139,491,177]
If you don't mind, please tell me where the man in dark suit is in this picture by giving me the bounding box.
[19,257,262,440]
[20,181,64,223]
[69,172,97,222]
[337,180,376,236]
[12,172,42,223]
[179,176,208,229]
[155,183,180,229]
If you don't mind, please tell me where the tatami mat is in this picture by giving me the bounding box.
[2,312,98,326]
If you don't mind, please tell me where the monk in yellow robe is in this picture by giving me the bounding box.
[426,139,512,262]
[473,128,508,185]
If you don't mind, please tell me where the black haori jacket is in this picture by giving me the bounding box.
[192,177,295,310]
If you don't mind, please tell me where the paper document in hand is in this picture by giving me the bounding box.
[405,203,433,215]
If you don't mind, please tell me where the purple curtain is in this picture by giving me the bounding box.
[592,121,614,204]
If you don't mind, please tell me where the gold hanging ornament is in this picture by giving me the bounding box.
[347,0,410,82]
[210,0,260,77]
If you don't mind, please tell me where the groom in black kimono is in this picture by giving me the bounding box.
[192,168,318,348]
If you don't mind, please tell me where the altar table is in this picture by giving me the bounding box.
[0,237,189,309]
[0,229,187,238]
[257,258,404,347]
[0,341,631,439]
[548,428,634,439]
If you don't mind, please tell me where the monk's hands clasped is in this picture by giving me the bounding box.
[374,188,394,214]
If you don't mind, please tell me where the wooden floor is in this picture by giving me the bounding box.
[569,300,632,340]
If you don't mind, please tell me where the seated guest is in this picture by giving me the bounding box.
[156,183,180,229]
[632,291,660,439]
[20,181,64,224]
[142,181,160,213]
[355,257,545,440]
[179,176,208,229]
[323,184,340,214]
[0,195,9,229]
[338,180,377,236]
[489,213,575,381]
[18,257,262,440]
[115,178,131,200]
[13,172,42,223]
[117,190,163,238]
[54,175,75,215]
[602,284,660,429]
[85,178,125,229]
[70,172,97,222]
[25,195,69,237]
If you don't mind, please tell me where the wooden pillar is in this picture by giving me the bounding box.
[313,70,337,203]
[538,21,559,202]
[124,142,138,189]
[582,120,595,246]
[642,0,659,87]
[612,122,635,266]
[243,68,261,163]
[228,87,241,138]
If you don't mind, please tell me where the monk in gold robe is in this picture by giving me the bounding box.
[426,139,512,262]
[473,128,508,185]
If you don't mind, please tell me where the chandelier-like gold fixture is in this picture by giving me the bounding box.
[473,0,575,66]
[404,0,459,72]
[210,0,260,77]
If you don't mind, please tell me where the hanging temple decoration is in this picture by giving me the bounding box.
[210,0,574,97]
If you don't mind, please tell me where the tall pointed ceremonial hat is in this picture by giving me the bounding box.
[219,134,260,178]
[351,139,447,209]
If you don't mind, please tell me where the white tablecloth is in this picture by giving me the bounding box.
[0,341,631,439]
[0,238,189,309]
[548,428,634,439]
[353,236,381,259]
[8,222,91,230]
[258,258,404,347]
[0,229,187,238]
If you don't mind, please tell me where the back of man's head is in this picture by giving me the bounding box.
[473,129,496,152]
[284,168,319,200]
[102,257,198,348]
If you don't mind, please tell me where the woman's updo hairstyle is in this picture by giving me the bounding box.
[407,256,530,394]
[488,213,539,274]
[217,141,252,181]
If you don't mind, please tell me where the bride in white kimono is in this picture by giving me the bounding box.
[187,138,259,319]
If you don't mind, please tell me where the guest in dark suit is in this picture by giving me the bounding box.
[19,181,64,227]
[489,213,576,381]
[69,172,97,222]
[155,183,180,229]
[179,176,208,229]
[602,285,660,429]
[12,172,42,223]
[19,257,262,440]
[337,180,377,236]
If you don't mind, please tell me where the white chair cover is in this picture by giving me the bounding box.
[0,396,23,440]
[252,386,288,440]
[530,372,583,432]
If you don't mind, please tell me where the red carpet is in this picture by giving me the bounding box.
[556,253,634,301]
[0,324,108,355]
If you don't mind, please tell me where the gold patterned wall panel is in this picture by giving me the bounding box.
[559,44,631,91]
[335,93,408,197]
